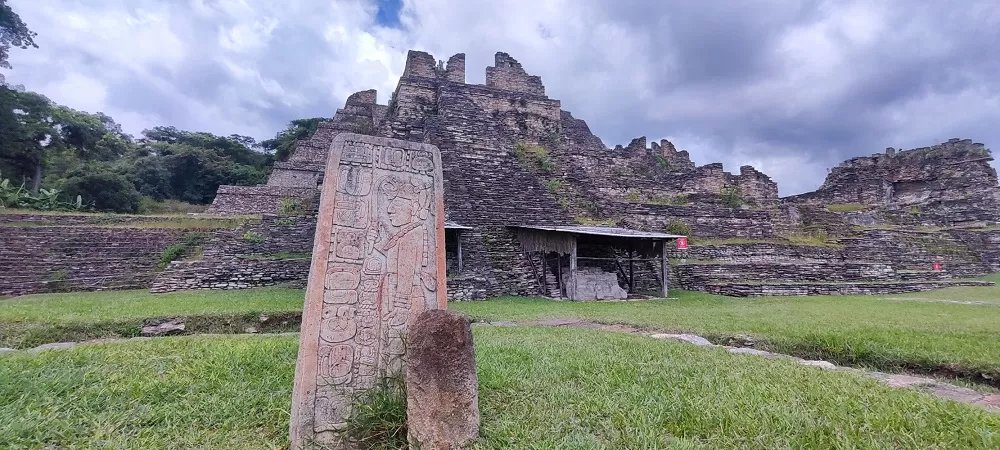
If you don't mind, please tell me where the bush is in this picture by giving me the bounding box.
[242,230,265,243]
[158,232,208,268]
[514,141,555,173]
[279,197,304,216]
[545,179,563,193]
[720,186,745,208]
[63,171,142,213]
[666,219,692,236]
[655,154,671,170]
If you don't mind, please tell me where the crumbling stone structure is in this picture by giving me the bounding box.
[189,50,799,298]
[8,49,997,299]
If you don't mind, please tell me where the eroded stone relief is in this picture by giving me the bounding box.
[290,133,446,448]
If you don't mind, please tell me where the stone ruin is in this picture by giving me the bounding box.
[4,49,999,299]
[166,50,1000,298]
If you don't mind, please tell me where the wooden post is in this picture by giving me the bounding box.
[627,247,635,294]
[556,254,563,297]
[456,231,464,273]
[569,236,578,300]
[660,240,669,298]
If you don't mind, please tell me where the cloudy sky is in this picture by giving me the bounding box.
[5,0,1000,195]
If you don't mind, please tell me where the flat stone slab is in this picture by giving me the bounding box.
[141,319,186,337]
[650,333,713,347]
[289,134,447,448]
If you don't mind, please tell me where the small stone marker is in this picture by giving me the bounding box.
[289,133,447,449]
[406,310,480,449]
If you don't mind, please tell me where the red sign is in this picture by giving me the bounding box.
[676,236,689,250]
[932,261,942,271]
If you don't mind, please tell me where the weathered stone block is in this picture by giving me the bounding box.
[565,267,627,300]
[405,309,480,449]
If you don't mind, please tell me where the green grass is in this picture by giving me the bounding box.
[453,289,1000,384]
[4,282,1000,384]
[0,288,303,348]
[826,202,867,213]
[1,330,997,449]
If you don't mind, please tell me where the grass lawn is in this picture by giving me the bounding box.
[3,280,999,384]
[2,329,998,449]
[0,288,304,348]
[453,288,1000,385]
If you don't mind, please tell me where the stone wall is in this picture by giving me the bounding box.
[151,214,316,292]
[617,203,777,238]
[206,186,316,215]
[485,52,546,96]
[0,214,198,296]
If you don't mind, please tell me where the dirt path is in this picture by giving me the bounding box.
[478,319,1000,413]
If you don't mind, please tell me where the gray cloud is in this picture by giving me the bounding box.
[4,0,999,195]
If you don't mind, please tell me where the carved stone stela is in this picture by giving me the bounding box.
[290,133,446,448]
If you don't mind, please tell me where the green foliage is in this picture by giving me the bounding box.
[0,172,83,211]
[720,185,745,208]
[242,230,265,243]
[345,375,408,450]
[279,197,305,216]
[909,205,922,216]
[138,197,207,214]
[1,86,274,213]
[625,191,641,202]
[545,178,563,193]
[654,154,671,170]
[0,0,38,79]
[261,118,326,161]
[826,203,866,213]
[62,170,142,213]
[514,141,555,173]
[665,219,692,236]
[158,232,208,269]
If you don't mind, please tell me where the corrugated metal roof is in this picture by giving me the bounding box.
[444,221,473,230]
[512,225,685,239]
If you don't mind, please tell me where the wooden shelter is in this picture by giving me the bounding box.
[512,225,685,300]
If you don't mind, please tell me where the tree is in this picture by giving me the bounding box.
[62,169,142,213]
[0,0,37,84]
[262,118,326,161]
[0,86,53,191]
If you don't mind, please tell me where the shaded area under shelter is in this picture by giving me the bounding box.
[512,225,684,300]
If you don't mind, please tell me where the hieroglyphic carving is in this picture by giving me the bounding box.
[290,134,446,448]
